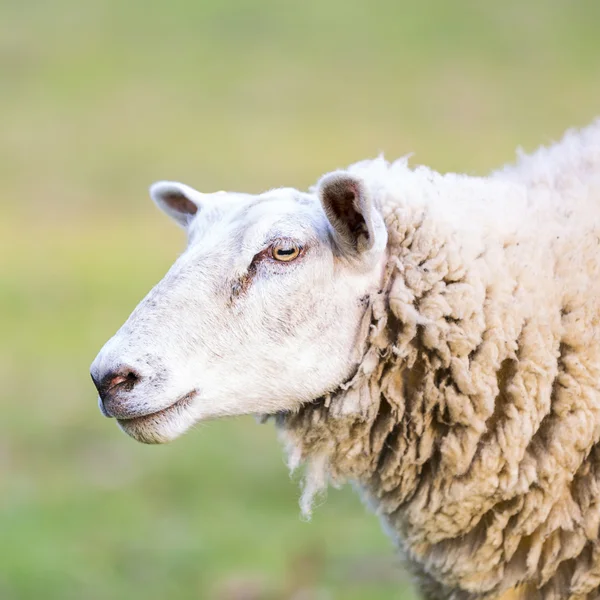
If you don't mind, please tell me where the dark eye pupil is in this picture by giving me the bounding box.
[277,248,295,255]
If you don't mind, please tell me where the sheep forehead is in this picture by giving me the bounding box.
[186,187,326,250]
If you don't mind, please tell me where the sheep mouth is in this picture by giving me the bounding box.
[117,390,197,427]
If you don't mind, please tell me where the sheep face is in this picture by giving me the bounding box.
[90,172,388,444]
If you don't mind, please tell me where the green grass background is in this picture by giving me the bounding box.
[1,1,599,598]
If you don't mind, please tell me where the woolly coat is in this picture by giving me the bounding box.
[275,121,600,600]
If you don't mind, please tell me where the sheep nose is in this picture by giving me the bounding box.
[91,367,141,418]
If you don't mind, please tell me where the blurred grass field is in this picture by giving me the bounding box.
[1,1,599,598]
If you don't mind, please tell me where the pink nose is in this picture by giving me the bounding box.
[91,366,141,418]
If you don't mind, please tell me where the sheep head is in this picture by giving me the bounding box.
[90,172,388,444]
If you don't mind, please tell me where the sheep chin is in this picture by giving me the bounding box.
[117,392,197,444]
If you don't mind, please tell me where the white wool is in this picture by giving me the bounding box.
[277,120,600,600]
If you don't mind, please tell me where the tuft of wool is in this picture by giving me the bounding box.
[273,120,600,599]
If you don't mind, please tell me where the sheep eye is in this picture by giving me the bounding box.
[271,242,301,262]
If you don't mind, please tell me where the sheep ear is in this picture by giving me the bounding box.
[318,171,386,261]
[150,181,203,228]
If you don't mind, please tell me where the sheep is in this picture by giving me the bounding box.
[91,119,600,600]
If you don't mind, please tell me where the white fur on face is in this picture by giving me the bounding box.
[91,182,387,443]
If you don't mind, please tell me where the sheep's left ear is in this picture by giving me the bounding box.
[318,171,387,264]
[150,181,204,228]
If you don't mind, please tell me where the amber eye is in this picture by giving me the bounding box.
[271,242,301,262]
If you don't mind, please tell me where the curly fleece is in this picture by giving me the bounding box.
[274,121,600,600]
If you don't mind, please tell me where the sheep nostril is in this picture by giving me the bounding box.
[108,370,139,392]
[93,367,141,402]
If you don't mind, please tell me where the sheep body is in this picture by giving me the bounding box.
[275,121,600,600]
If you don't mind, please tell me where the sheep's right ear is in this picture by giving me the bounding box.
[150,181,204,228]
